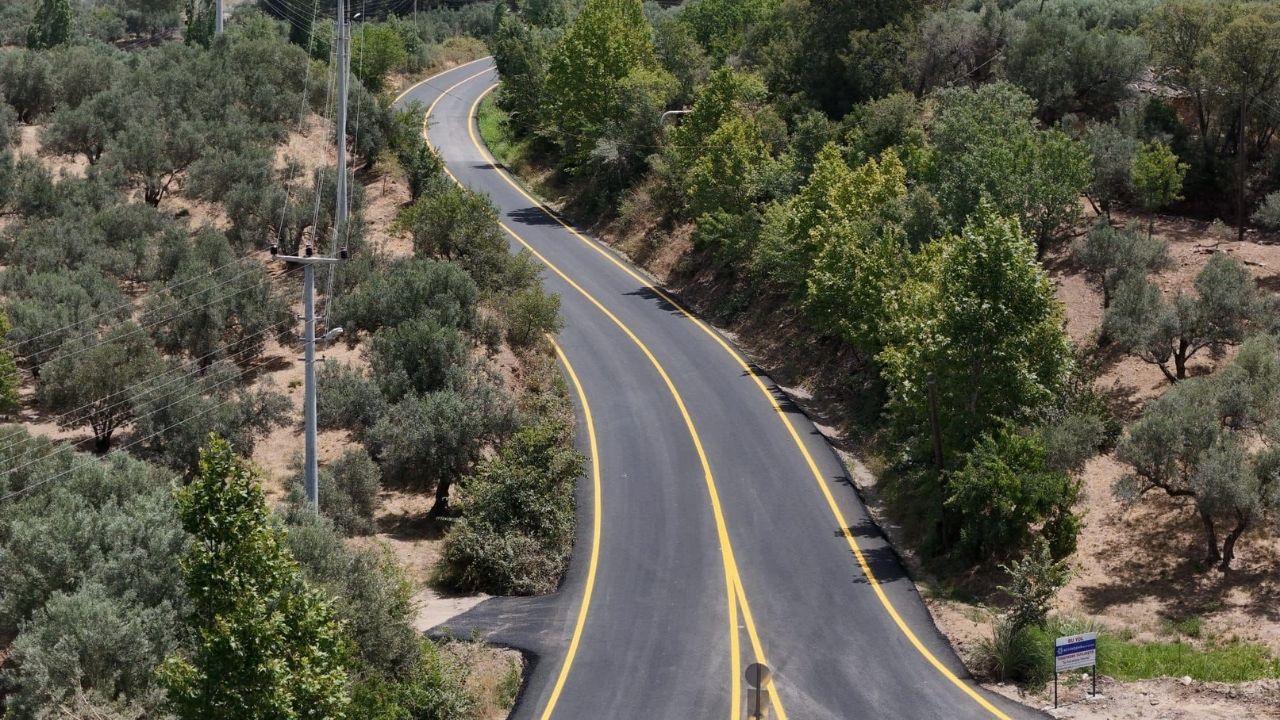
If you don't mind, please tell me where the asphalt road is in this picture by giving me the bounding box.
[397,59,1043,720]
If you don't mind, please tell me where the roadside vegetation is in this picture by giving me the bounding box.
[0,1,571,716]
[483,0,1280,700]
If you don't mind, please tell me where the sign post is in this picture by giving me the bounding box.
[1053,631,1099,708]
[745,663,771,720]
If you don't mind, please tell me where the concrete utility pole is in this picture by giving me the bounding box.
[214,0,223,34]
[271,4,349,508]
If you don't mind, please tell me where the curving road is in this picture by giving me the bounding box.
[397,59,1042,720]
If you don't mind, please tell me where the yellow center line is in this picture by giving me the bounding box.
[423,68,755,720]
[542,339,603,720]
[450,73,1013,720]
[428,70,765,720]
[459,81,787,720]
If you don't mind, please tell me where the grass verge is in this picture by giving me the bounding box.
[1021,618,1280,684]
[476,93,527,171]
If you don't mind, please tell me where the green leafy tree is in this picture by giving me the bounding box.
[946,423,1080,562]
[26,0,73,49]
[489,13,553,135]
[144,231,291,367]
[929,82,1093,256]
[367,383,515,517]
[184,0,215,47]
[543,0,655,167]
[395,182,511,291]
[330,257,478,337]
[158,437,350,719]
[1117,335,1280,570]
[652,11,710,105]
[1005,11,1148,120]
[1080,121,1137,218]
[42,87,131,165]
[1105,252,1259,382]
[0,48,59,122]
[1131,139,1187,236]
[683,112,772,221]
[678,0,777,61]
[879,203,1072,469]
[368,317,470,399]
[1071,220,1172,309]
[37,324,163,452]
[130,360,290,472]
[352,23,408,93]
[104,113,206,206]
[1201,4,1280,241]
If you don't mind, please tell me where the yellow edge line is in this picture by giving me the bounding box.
[392,55,493,104]
[542,339,603,720]
[428,72,753,720]
[457,77,1013,719]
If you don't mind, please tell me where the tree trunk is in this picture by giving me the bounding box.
[94,430,112,454]
[1238,91,1248,243]
[1198,504,1220,568]
[1174,338,1189,380]
[1219,512,1249,572]
[427,477,452,519]
[927,378,943,472]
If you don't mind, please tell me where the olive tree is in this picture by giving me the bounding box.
[1105,252,1261,382]
[1117,335,1280,570]
[37,324,163,452]
[1071,220,1172,309]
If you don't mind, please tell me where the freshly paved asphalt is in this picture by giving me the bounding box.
[396,59,1044,720]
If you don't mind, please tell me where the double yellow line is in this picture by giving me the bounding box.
[421,66,785,720]
[408,59,1010,720]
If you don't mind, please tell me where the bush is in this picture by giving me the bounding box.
[975,618,1053,685]
[317,361,389,436]
[437,418,582,595]
[502,287,562,349]
[946,424,1081,562]
[292,447,381,536]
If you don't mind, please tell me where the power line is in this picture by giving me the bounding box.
[0,355,280,503]
[4,255,259,360]
[0,319,292,459]
[21,268,276,370]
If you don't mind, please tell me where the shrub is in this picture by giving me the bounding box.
[437,418,582,595]
[946,424,1081,562]
[292,447,382,536]
[317,361,388,436]
[330,257,478,337]
[502,287,562,349]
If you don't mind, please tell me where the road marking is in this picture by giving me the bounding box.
[448,78,788,720]
[425,69,768,720]
[543,339,603,720]
[452,75,1014,720]
[392,55,492,104]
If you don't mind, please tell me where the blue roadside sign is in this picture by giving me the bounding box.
[1054,632,1098,672]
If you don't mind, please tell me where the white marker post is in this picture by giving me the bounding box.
[1054,631,1098,708]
